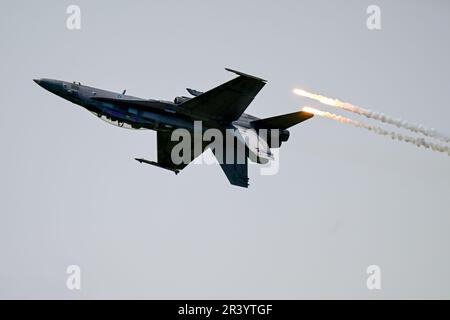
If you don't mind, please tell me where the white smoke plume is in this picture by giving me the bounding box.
[294,88,450,144]
[302,106,450,156]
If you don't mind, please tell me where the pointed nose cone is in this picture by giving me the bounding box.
[33,78,46,88]
[33,78,63,95]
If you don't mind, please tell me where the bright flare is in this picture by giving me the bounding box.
[302,106,326,117]
[294,89,342,108]
[301,106,450,156]
[294,88,450,144]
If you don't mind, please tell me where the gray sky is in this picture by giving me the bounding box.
[1,0,450,299]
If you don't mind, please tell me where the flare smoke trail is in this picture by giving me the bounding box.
[294,88,450,144]
[302,106,450,156]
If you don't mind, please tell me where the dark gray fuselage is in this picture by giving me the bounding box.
[34,79,258,134]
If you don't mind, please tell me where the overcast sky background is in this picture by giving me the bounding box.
[1,0,450,299]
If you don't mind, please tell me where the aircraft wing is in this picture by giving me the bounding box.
[180,68,266,122]
[155,131,209,172]
[147,131,248,187]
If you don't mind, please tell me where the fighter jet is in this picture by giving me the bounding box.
[34,68,313,188]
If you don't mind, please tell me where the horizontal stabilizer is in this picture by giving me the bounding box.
[212,132,249,188]
[219,162,249,188]
[251,111,313,129]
